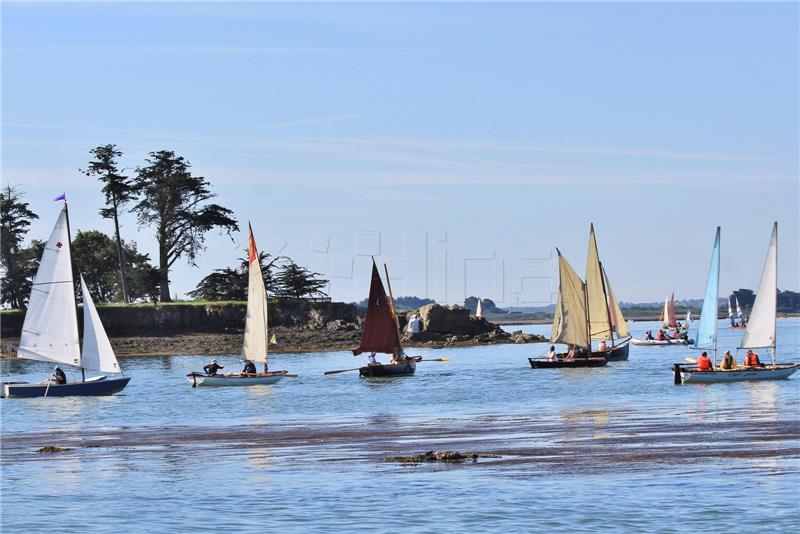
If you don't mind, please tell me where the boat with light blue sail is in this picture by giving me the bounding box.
[675,223,798,384]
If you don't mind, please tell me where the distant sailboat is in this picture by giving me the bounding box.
[2,203,130,398]
[735,297,746,327]
[187,225,291,387]
[676,224,798,384]
[475,298,484,319]
[728,297,736,327]
[633,291,693,345]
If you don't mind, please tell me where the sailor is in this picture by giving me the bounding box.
[53,366,67,385]
[744,349,762,368]
[368,353,378,365]
[547,345,558,361]
[672,328,681,339]
[696,351,712,372]
[656,330,666,341]
[242,359,257,374]
[203,358,224,376]
[645,330,654,341]
[598,339,607,351]
[719,351,737,370]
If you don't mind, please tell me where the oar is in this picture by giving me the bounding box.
[419,358,450,363]
[324,367,362,375]
[43,377,52,397]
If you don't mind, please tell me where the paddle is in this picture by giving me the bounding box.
[324,367,362,375]
[419,358,450,362]
[44,377,53,397]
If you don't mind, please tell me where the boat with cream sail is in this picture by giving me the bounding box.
[187,225,291,387]
[2,200,130,398]
[675,223,799,384]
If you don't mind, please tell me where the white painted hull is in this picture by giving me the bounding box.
[187,372,287,387]
[680,364,799,384]
[632,337,692,346]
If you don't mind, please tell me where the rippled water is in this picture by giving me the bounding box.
[2,320,799,532]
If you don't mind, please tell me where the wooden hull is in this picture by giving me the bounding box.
[359,361,416,378]
[632,338,693,346]
[2,376,131,398]
[187,371,288,387]
[676,364,799,384]
[592,340,630,361]
[528,357,607,369]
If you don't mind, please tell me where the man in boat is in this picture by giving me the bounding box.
[547,345,559,361]
[697,352,712,372]
[645,330,654,341]
[598,339,607,351]
[367,353,378,365]
[52,366,67,385]
[242,359,257,375]
[719,351,737,370]
[744,350,763,368]
[203,358,224,376]
[656,330,666,341]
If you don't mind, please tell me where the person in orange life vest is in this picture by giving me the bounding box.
[744,349,762,367]
[672,328,681,339]
[656,330,666,341]
[696,351,712,371]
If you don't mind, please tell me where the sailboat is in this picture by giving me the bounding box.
[728,297,736,327]
[475,298,484,319]
[186,225,290,387]
[584,224,631,361]
[735,297,747,327]
[352,260,420,377]
[2,203,130,398]
[528,250,607,369]
[632,292,694,345]
[676,223,798,384]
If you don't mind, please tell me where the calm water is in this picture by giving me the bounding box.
[2,319,799,533]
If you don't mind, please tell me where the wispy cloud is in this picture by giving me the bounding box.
[5,45,336,55]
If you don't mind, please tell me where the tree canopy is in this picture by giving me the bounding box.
[0,186,39,309]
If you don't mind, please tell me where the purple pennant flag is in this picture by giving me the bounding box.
[53,193,66,202]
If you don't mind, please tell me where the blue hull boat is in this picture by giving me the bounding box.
[2,376,131,398]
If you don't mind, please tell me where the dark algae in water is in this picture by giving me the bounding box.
[385,450,500,463]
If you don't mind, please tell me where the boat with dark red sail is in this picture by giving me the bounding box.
[353,260,419,378]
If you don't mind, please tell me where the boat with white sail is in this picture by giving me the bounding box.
[186,224,290,387]
[2,202,130,398]
[675,223,798,384]
[632,292,694,345]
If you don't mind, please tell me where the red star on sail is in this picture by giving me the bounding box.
[56,242,63,248]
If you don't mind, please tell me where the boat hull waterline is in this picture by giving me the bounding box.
[359,361,417,378]
[632,338,694,346]
[676,364,799,384]
[2,376,131,398]
[592,340,630,361]
[187,371,288,387]
[528,357,607,369]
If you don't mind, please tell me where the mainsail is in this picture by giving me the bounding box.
[735,297,745,323]
[661,297,670,325]
[728,297,734,325]
[80,274,121,373]
[242,226,269,364]
[694,227,720,351]
[353,261,401,355]
[586,224,612,340]
[551,251,589,348]
[604,268,629,338]
[740,223,777,350]
[667,292,677,327]
[476,299,484,319]
[17,207,81,367]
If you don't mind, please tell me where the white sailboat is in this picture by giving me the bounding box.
[678,223,798,384]
[2,203,130,398]
[187,224,292,387]
[475,298,484,319]
[735,297,747,327]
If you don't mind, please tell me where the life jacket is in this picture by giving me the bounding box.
[697,356,712,371]
[745,353,760,366]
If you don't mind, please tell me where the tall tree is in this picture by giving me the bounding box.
[274,261,329,299]
[82,144,136,303]
[132,150,239,302]
[0,186,39,309]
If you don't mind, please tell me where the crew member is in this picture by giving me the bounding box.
[204,358,224,376]
[719,351,737,370]
[744,349,762,368]
[53,366,67,385]
[696,351,712,371]
[242,359,257,374]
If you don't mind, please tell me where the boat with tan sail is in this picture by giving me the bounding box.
[186,224,291,387]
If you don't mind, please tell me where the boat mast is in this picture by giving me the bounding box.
[772,222,778,365]
[383,264,404,356]
[583,282,591,355]
[713,230,720,368]
[598,261,614,346]
[63,198,85,382]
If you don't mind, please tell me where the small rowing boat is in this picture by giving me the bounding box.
[186,224,292,387]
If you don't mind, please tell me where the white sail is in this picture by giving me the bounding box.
[662,297,670,325]
[740,223,777,350]
[586,224,611,340]
[475,299,483,318]
[735,297,745,320]
[17,208,81,367]
[80,275,121,373]
[604,270,629,338]
[242,227,268,364]
[551,251,589,348]
[727,297,733,319]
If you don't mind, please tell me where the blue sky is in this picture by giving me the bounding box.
[3,2,798,305]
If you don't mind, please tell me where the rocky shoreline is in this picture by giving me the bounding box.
[0,303,546,358]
